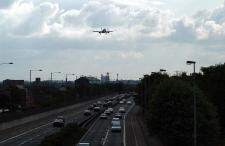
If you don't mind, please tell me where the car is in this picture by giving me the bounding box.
[119,107,125,113]
[93,103,97,107]
[100,113,107,119]
[97,101,102,106]
[107,101,112,106]
[103,102,108,107]
[127,101,132,105]
[111,120,121,132]
[56,116,65,122]
[107,108,113,113]
[104,109,111,115]
[93,106,101,112]
[88,105,94,110]
[119,101,124,104]
[84,110,91,116]
[77,143,91,146]
[111,117,120,124]
[114,113,122,119]
[53,116,65,127]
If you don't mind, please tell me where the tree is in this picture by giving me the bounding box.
[147,79,220,146]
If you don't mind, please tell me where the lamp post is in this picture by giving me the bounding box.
[160,69,166,72]
[50,72,61,83]
[30,69,42,85]
[186,60,197,146]
[0,62,13,65]
[65,73,75,82]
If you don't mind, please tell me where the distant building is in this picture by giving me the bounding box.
[35,78,41,82]
[75,76,100,85]
[118,80,140,85]
[3,79,24,88]
[101,72,110,83]
[2,79,27,108]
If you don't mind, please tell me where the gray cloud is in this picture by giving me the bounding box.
[0,0,16,9]
[0,0,225,81]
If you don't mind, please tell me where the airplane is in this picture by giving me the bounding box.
[93,28,113,34]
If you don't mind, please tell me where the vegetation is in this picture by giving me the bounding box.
[38,123,86,146]
[146,78,220,146]
[137,63,225,146]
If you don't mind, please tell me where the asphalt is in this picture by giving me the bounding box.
[79,97,134,146]
[0,95,115,146]
[125,105,163,146]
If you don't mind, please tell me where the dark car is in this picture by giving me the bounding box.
[93,106,101,112]
[84,110,91,116]
[88,105,94,110]
[53,116,65,127]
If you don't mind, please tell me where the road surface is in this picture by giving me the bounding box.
[0,95,116,146]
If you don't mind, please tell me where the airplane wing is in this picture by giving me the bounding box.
[106,31,113,32]
[93,31,101,32]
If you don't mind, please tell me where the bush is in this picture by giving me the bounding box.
[147,78,220,146]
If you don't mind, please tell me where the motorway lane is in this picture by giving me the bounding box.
[0,111,84,146]
[80,96,134,146]
[125,105,151,146]
[0,95,119,146]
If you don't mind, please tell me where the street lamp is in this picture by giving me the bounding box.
[186,60,197,146]
[0,62,13,65]
[160,69,166,72]
[65,73,75,82]
[50,72,61,82]
[30,69,42,85]
[186,61,196,74]
[159,69,166,74]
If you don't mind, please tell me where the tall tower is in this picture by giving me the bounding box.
[106,72,110,82]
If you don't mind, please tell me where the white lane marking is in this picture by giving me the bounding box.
[101,128,110,145]
[0,110,84,144]
[0,122,52,144]
[78,116,100,143]
[123,103,135,146]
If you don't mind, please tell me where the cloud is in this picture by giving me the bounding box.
[0,0,17,9]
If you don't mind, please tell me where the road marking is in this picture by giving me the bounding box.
[0,122,53,144]
[0,110,84,144]
[78,116,100,143]
[123,103,135,146]
[101,128,110,145]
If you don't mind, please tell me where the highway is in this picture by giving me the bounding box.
[0,95,117,146]
[79,96,134,146]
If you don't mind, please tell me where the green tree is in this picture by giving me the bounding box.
[148,79,220,146]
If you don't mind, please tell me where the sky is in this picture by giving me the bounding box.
[0,0,225,81]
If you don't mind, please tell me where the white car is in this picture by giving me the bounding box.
[107,108,113,113]
[111,118,120,125]
[115,113,122,119]
[100,113,108,119]
[119,101,124,104]
[119,107,125,113]
[111,120,121,132]
[127,101,132,105]
[104,109,111,115]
